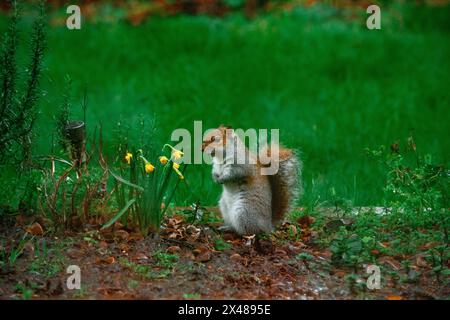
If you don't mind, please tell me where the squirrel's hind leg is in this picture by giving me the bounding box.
[231,206,272,236]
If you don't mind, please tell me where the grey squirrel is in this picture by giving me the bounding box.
[202,125,302,236]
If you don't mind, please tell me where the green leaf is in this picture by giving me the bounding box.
[101,199,136,229]
[109,170,144,192]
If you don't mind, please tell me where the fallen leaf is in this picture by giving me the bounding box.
[274,248,287,256]
[230,253,243,263]
[297,215,315,227]
[128,233,144,242]
[114,230,129,241]
[414,254,429,268]
[118,243,129,253]
[387,295,403,300]
[67,248,83,259]
[195,251,211,263]
[378,256,402,270]
[100,256,115,264]
[167,246,181,254]
[133,253,148,261]
[26,222,44,235]
[99,241,108,248]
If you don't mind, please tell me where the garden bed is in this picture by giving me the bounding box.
[1,207,447,300]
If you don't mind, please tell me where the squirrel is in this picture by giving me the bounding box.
[202,125,302,236]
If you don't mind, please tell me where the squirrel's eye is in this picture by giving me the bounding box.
[211,136,215,142]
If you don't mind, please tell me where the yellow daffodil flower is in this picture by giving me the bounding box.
[145,163,155,173]
[172,163,184,179]
[125,152,133,164]
[172,150,183,160]
[163,144,184,160]
[159,156,169,165]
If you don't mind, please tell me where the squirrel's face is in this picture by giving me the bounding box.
[202,125,232,158]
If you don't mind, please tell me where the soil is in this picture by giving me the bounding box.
[0,209,447,300]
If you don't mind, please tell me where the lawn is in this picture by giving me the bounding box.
[0,2,449,301]
[1,5,449,207]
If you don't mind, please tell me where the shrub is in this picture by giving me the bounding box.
[0,0,46,168]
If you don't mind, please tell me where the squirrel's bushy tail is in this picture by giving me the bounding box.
[262,146,302,225]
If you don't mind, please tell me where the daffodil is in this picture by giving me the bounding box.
[145,163,155,173]
[125,152,133,164]
[163,144,184,160]
[159,156,169,165]
[172,150,183,160]
[172,163,184,179]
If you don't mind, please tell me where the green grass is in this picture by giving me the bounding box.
[1,4,449,207]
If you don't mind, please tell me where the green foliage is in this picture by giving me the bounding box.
[37,127,110,231]
[296,252,314,262]
[214,238,232,251]
[153,251,179,268]
[54,76,72,151]
[223,0,245,10]
[179,203,222,225]
[322,138,449,272]
[104,121,187,235]
[329,228,365,267]
[14,283,33,300]
[368,137,447,219]
[0,0,46,167]
[0,233,32,271]
[119,253,177,280]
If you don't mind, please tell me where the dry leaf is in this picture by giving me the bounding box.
[196,251,211,263]
[230,253,243,263]
[167,246,181,254]
[387,295,403,300]
[114,230,129,241]
[133,253,148,261]
[26,222,44,236]
[103,256,115,264]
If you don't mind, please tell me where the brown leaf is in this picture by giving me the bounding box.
[192,247,204,255]
[387,295,403,300]
[274,248,287,256]
[26,222,44,236]
[297,215,315,227]
[113,221,124,229]
[114,230,129,241]
[107,256,116,264]
[230,253,243,263]
[195,251,211,263]
[99,241,108,249]
[255,239,274,255]
[167,246,181,254]
[378,256,401,270]
[414,254,429,268]
[128,233,144,242]
[119,243,130,253]
[133,253,148,261]
[67,248,83,259]
[102,256,115,264]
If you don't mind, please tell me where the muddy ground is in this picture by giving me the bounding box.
[0,209,448,300]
